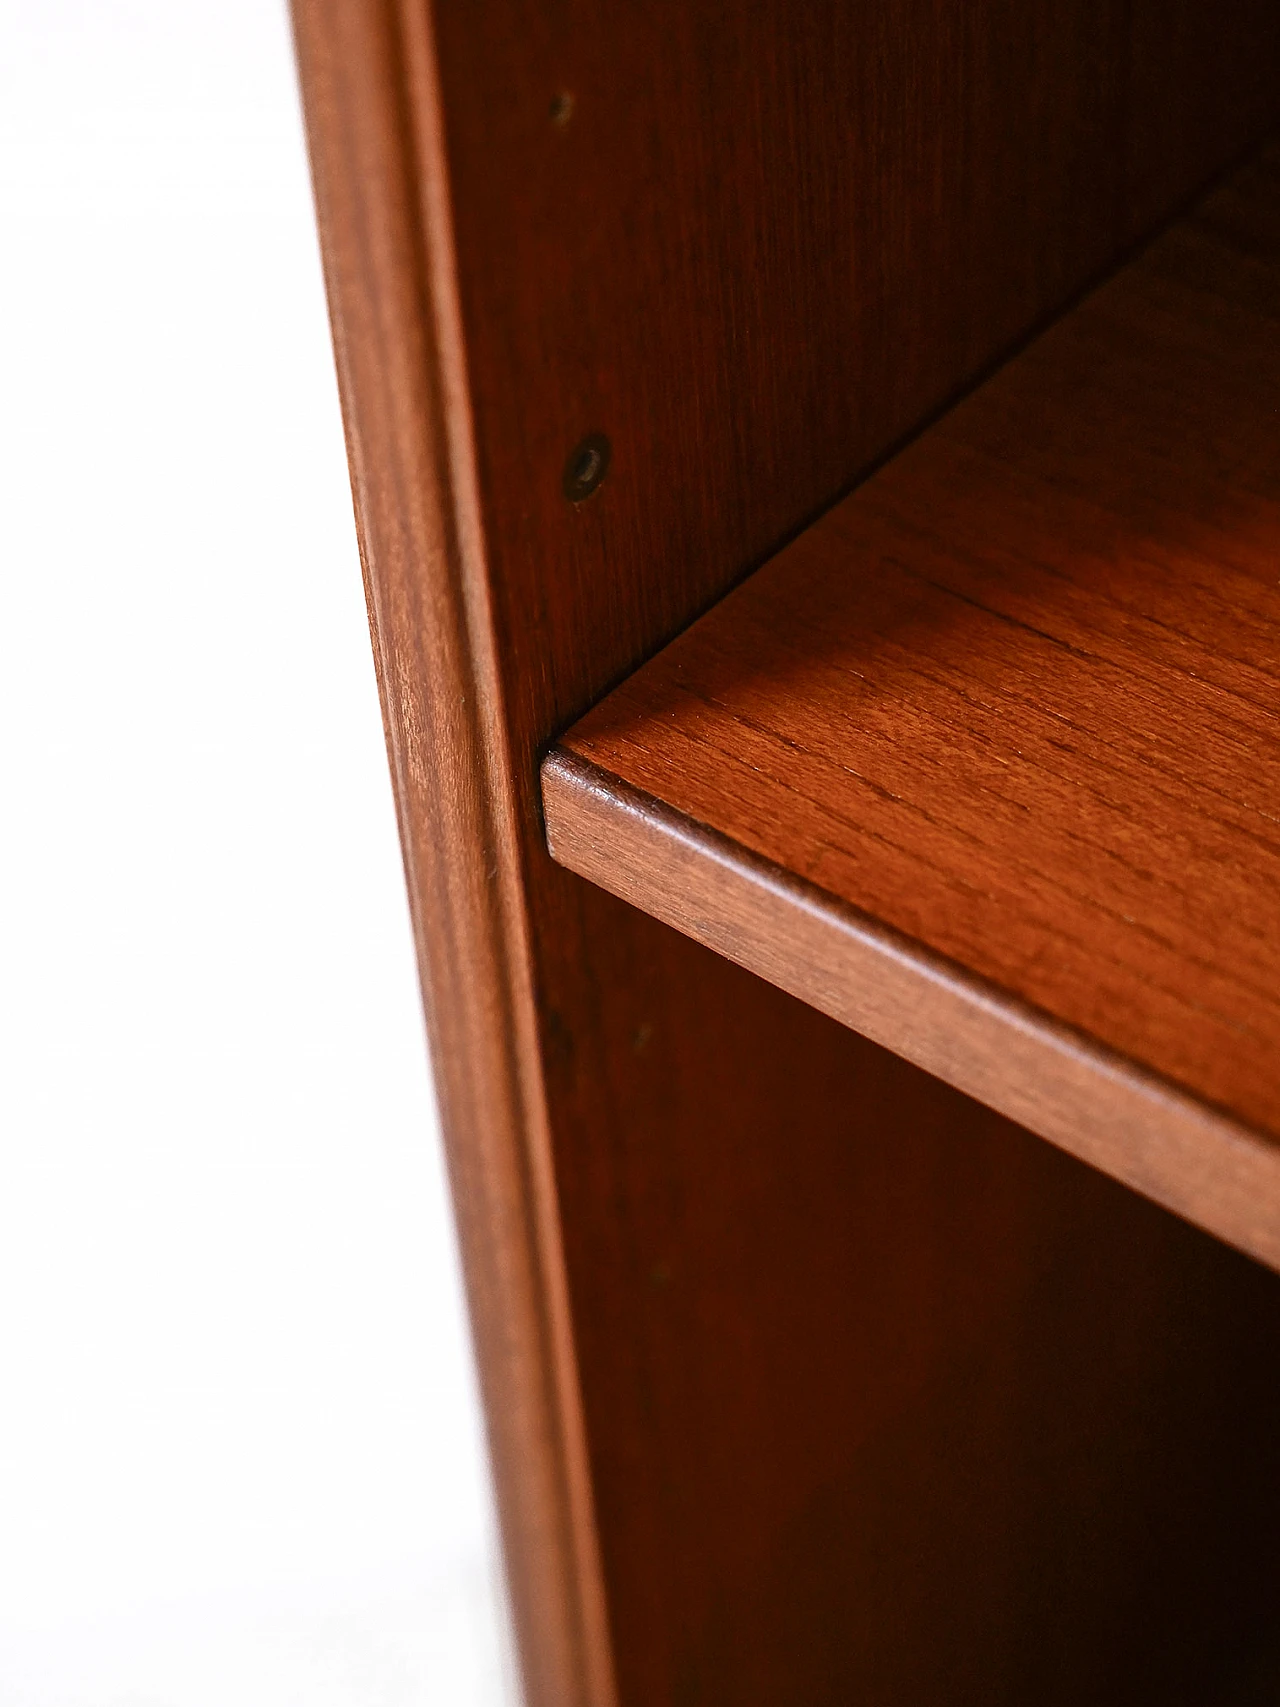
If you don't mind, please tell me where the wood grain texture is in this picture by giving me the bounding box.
[550,145,1280,1268]
[541,922,1280,1707]
[433,0,1280,759]
[289,8,615,1705]
[293,0,1280,1698]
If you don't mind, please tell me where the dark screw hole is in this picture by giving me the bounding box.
[549,91,574,126]
[562,432,611,503]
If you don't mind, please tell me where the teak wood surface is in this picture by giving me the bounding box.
[548,145,1280,1271]
[292,0,1280,1699]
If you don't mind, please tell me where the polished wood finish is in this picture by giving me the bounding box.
[549,146,1280,1268]
[432,0,1279,756]
[292,0,1280,1697]
[290,9,613,1703]
[544,948,1280,1706]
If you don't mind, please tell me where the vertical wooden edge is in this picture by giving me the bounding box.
[287,6,617,1704]
[543,747,1280,1275]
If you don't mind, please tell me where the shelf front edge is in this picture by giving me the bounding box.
[542,746,1280,1272]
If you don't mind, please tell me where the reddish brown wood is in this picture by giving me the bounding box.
[289,8,613,1705]
[292,0,1280,1698]
[544,928,1280,1707]
[549,146,1280,1269]
[431,0,1279,761]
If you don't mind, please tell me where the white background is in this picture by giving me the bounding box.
[0,1,514,1702]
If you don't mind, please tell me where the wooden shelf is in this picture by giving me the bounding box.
[544,143,1280,1269]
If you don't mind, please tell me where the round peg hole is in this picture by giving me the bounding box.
[562,432,611,503]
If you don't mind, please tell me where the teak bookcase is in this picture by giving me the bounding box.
[292,5,1280,1704]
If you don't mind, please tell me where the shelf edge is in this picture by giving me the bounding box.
[543,745,1280,1272]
